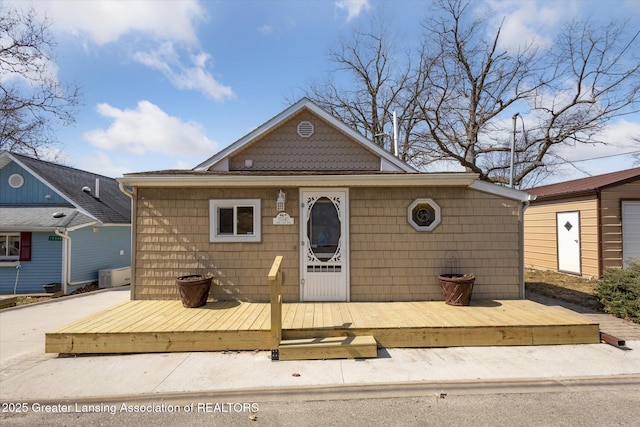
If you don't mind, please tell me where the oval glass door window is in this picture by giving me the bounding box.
[307,197,341,260]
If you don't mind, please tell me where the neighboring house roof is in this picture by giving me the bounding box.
[527,167,640,201]
[0,151,131,225]
[0,207,95,231]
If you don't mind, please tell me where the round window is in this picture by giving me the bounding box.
[413,204,436,227]
[8,173,24,189]
[408,198,441,231]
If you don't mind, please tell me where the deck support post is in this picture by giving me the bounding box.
[269,256,284,360]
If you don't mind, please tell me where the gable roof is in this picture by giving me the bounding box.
[194,98,416,173]
[0,151,130,225]
[527,167,640,200]
[119,99,531,203]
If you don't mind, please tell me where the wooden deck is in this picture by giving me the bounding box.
[45,300,600,354]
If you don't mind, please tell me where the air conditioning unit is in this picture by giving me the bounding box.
[99,267,131,288]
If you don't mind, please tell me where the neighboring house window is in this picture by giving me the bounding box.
[1,232,32,262]
[209,200,261,242]
[407,199,441,231]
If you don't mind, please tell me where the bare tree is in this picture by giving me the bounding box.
[0,2,80,157]
[301,0,640,187]
[297,15,415,156]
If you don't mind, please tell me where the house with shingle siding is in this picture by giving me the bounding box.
[0,151,131,294]
[118,99,531,303]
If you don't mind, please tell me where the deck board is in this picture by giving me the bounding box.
[45,300,601,354]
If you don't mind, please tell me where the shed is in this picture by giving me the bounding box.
[524,167,640,277]
[118,99,531,303]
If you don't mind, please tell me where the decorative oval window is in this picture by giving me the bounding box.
[307,197,341,260]
[8,173,24,189]
[408,198,441,231]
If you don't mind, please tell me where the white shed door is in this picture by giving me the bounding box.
[300,190,349,301]
[622,201,640,268]
[557,211,581,274]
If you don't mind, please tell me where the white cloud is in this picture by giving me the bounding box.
[7,0,233,101]
[336,0,371,22]
[542,118,640,181]
[74,151,132,178]
[483,0,573,51]
[554,119,640,162]
[133,42,234,101]
[258,24,275,37]
[21,0,204,45]
[83,101,217,157]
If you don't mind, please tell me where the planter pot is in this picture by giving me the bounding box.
[439,274,475,306]
[176,275,212,308]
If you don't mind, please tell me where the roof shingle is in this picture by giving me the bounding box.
[527,167,640,200]
[1,151,130,224]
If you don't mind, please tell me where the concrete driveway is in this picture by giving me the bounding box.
[1,287,639,402]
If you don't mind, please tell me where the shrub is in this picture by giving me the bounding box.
[594,260,640,324]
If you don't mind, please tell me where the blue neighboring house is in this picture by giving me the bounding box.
[0,151,131,294]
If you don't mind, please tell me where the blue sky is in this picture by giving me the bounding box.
[7,0,640,184]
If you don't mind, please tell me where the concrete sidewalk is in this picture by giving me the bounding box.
[1,287,639,402]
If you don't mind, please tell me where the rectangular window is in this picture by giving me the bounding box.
[210,200,261,242]
[1,233,20,260]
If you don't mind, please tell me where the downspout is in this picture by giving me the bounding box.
[54,228,70,295]
[119,182,136,300]
[520,197,533,299]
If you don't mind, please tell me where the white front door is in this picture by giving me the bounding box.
[300,189,349,301]
[557,211,581,274]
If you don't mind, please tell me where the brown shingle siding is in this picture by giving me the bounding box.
[133,185,522,302]
[230,111,380,171]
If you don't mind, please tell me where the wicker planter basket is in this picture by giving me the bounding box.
[176,275,212,308]
[439,274,475,306]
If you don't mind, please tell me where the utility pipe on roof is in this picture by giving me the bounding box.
[510,113,519,188]
[392,110,398,157]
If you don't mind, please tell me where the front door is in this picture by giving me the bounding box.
[300,189,349,301]
[557,211,581,274]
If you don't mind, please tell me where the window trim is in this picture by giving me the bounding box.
[209,199,261,242]
[407,198,441,232]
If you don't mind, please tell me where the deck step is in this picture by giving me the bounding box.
[278,335,378,361]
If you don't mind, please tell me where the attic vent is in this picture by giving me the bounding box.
[8,173,24,189]
[297,121,314,138]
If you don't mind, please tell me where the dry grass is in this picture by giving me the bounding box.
[525,269,603,311]
[16,296,54,306]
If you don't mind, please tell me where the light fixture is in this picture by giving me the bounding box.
[276,190,286,212]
